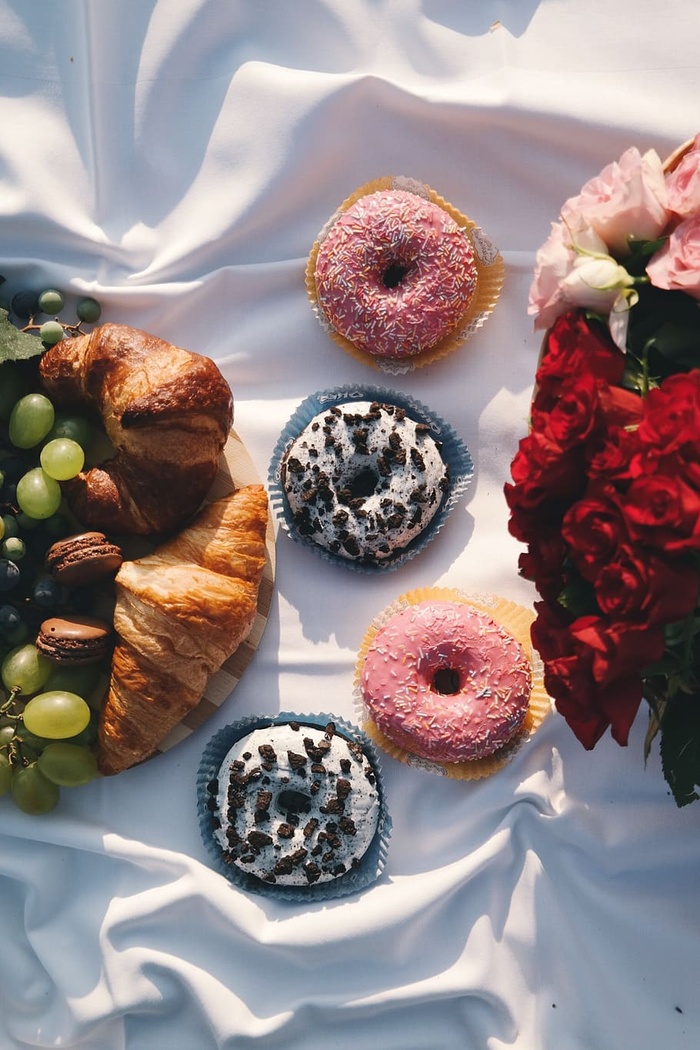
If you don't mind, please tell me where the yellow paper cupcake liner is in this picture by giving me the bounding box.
[353,587,552,781]
[306,177,505,375]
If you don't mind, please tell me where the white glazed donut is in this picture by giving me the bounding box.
[281,401,449,564]
[212,720,381,886]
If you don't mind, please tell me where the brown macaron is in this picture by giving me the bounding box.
[45,532,123,587]
[36,614,114,665]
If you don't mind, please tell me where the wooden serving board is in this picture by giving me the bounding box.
[151,429,276,756]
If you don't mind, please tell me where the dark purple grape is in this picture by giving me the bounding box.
[32,576,62,608]
[0,559,21,592]
[11,291,39,320]
[0,603,21,636]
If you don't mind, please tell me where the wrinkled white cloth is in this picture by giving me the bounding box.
[1,2,699,1048]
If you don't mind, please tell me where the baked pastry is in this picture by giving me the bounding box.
[200,716,388,895]
[280,400,449,564]
[96,484,269,775]
[39,323,233,535]
[310,186,478,361]
[359,599,531,763]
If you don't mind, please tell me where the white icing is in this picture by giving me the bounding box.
[214,722,380,886]
[281,401,448,563]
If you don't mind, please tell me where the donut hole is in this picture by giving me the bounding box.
[382,261,411,289]
[431,667,462,696]
[276,788,312,816]
[347,466,379,499]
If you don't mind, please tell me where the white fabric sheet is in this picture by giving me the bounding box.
[1,2,699,1047]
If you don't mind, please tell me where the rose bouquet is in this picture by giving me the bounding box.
[505,135,700,805]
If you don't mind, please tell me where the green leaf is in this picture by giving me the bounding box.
[634,293,700,370]
[0,308,44,363]
[556,575,599,618]
[659,692,700,807]
[625,235,668,270]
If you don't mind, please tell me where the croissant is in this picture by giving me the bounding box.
[96,484,269,775]
[39,323,234,535]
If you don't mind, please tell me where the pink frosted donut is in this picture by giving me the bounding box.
[314,189,478,360]
[360,601,531,763]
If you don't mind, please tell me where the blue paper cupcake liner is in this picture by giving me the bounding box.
[197,711,392,903]
[267,384,474,573]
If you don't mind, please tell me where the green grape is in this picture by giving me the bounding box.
[1,515,19,539]
[23,690,91,740]
[38,288,65,315]
[16,467,62,519]
[47,413,92,450]
[37,742,98,787]
[39,438,85,481]
[64,708,99,747]
[46,662,103,698]
[8,393,55,449]
[0,518,4,543]
[0,363,25,421]
[0,751,12,795]
[2,536,25,561]
[0,725,15,746]
[11,762,60,814]
[14,725,53,752]
[76,297,101,324]
[1,643,52,696]
[15,511,40,530]
[39,321,64,347]
[42,513,71,539]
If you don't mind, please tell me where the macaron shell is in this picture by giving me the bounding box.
[46,532,123,586]
[36,614,114,665]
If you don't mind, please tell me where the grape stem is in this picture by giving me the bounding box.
[0,686,22,720]
[21,318,88,339]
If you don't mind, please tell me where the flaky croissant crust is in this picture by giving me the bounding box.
[96,484,269,776]
[39,323,234,535]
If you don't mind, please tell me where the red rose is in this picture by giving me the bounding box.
[518,532,568,597]
[545,654,643,748]
[620,472,700,551]
[587,423,640,481]
[531,599,575,662]
[638,370,700,454]
[595,547,700,624]
[597,383,644,430]
[536,309,625,389]
[544,654,610,749]
[569,615,665,687]
[531,371,601,449]
[561,494,631,581]
[505,430,586,521]
[531,601,648,747]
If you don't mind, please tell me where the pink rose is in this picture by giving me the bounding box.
[528,220,627,329]
[665,135,700,218]
[561,147,670,255]
[646,215,700,299]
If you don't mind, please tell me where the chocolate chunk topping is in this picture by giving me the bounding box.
[287,751,307,772]
[319,797,344,815]
[247,830,273,850]
[303,818,319,838]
